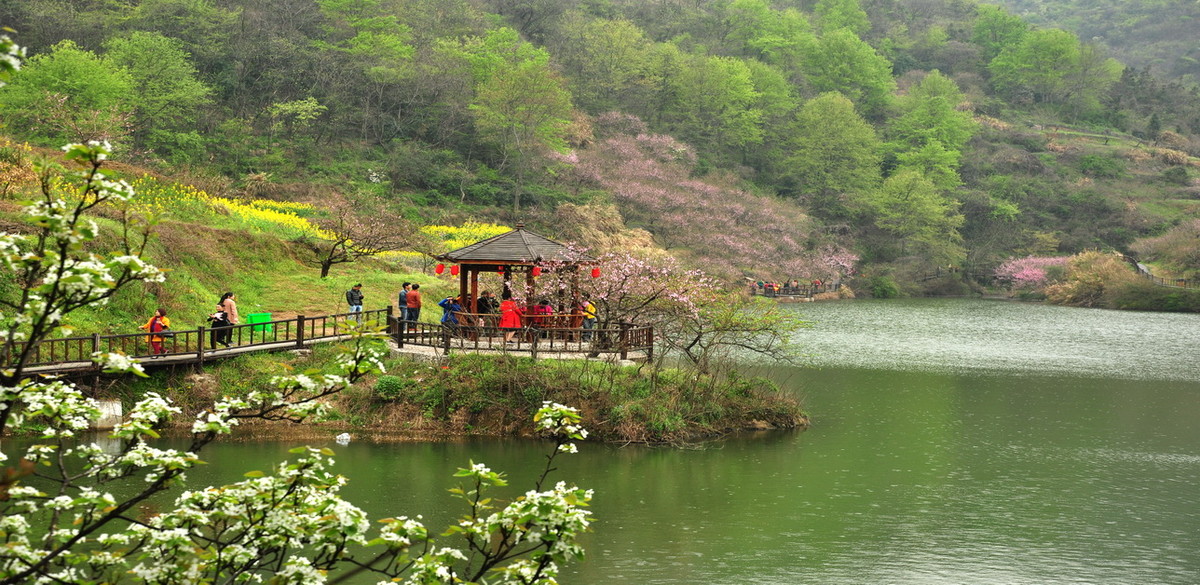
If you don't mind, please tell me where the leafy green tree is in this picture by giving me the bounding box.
[0,0,124,55]
[722,0,815,69]
[124,0,240,77]
[894,140,963,193]
[870,168,965,262]
[814,0,871,35]
[888,70,976,155]
[989,28,1078,102]
[484,0,572,43]
[970,4,1028,62]
[783,91,882,219]
[453,29,573,210]
[0,40,133,145]
[886,71,975,193]
[103,31,212,162]
[800,28,895,118]
[549,13,657,113]
[744,58,801,178]
[663,54,764,156]
[314,0,416,142]
[989,27,1121,118]
[1058,42,1123,119]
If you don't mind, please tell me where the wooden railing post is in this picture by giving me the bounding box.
[619,322,630,360]
[197,326,206,365]
[295,315,306,348]
[646,325,654,361]
[91,334,101,388]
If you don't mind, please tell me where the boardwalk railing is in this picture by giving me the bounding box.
[390,313,653,361]
[5,308,392,372]
[749,283,839,298]
[5,307,654,375]
[1118,253,1198,290]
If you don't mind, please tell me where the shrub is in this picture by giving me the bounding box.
[373,375,411,401]
[1106,280,1200,312]
[1077,154,1125,178]
[1044,251,1140,307]
[993,255,1070,288]
[1162,166,1191,186]
[868,275,900,298]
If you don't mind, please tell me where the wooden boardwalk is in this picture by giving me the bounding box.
[7,308,655,378]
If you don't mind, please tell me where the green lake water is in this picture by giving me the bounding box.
[177,299,1200,583]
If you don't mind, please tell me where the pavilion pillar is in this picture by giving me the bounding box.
[458,267,468,306]
[469,267,479,312]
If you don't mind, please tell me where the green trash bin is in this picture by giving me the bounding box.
[246,312,273,332]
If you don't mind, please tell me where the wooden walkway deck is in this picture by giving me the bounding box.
[7,308,655,378]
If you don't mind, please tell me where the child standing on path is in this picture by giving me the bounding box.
[139,308,171,357]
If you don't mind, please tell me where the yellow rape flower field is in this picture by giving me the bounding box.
[128,176,508,255]
[0,142,511,330]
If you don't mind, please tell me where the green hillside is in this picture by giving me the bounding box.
[990,0,1200,82]
[1,0,1199,308]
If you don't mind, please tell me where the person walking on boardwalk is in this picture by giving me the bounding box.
[398,282,411,324]
[346,283,364,322]
[405,283,422,332]
[139,308,171,357]
[499,290,523,343]
[206,303,230,349]
[214,292,238,347]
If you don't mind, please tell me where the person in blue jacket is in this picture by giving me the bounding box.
[438,295,463,331]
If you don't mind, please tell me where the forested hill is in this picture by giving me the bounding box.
[990,0,1200,82]
[1,0,1199,292]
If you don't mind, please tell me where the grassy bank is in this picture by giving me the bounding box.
[110,345,807,445]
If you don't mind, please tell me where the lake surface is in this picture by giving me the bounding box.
[194,299,1200,584]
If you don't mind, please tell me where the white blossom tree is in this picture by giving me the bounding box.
[0,137,592,583]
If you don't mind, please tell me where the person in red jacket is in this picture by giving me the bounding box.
[498,290,524,343]
[405,283,422,332]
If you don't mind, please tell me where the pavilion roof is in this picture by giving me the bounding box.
[434,224,593,265]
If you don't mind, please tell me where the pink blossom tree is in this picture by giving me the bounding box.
[570,112,858,282]
[993,255,1070,289]
[532,247,806,374]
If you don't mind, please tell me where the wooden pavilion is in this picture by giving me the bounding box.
[430,223,595,313]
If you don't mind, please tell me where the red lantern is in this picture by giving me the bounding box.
[450,265,460,276]
[435,263,445,275]
[532,266,542,277]
[591,267,601,278]
[497,265,505,273]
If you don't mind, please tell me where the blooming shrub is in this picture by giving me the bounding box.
[993,255,1070,288]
